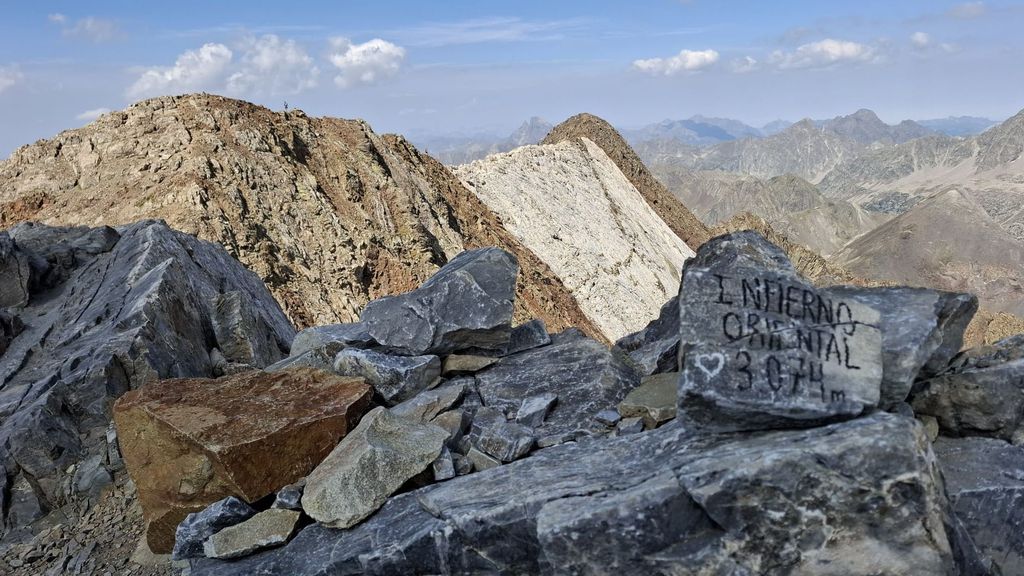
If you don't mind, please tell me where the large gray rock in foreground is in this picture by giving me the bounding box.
[475,329,640,440]
[301,407,448,529]
[677,231,884,432]
[829,286,976,407]
[192,413,963,575]
[361,247,518,356]
[934,436,1024,575]
[0,221,294,540]
[912,335,1024,443]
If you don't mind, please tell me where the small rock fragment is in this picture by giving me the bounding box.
[431,409,469,449]
[618,372,677,429]
[432,448,456,481]
[290,323,375,358]
[272,480,306,511]
[442,354,498,375]
[390,381,467,423]
[466,448,501,472]
[516,393,558,427]
[471,407,536,462]
[506,319,552,356]
[203,508,301,560]
[595,409,621,427]
[617,417,644,435]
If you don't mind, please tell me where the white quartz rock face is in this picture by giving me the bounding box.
[456,138,694,341]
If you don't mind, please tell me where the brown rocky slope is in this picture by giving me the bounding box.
[0,94,599,339]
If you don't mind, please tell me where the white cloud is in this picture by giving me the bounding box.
[328,37,405,88]
[226,35,319,96]
[49,14,119,42]
[632,49,719,75]
[769,39,876,69]
[949,1,986,19]
[127,43,233,99]
[388,17,588,47]
[76,107,111,121]
[911,31,931,48]
[732,56,758,73]
[0,65,22,94]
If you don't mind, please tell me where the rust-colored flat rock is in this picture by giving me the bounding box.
[113,367,372,553]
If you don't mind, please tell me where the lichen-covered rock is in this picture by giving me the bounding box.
[203,508,301,560]
[191,413,962,576]
[114,367,371,552]
[361,247,518,356]
[829,286,977,406]
[173,497,256,561]
[618,372,677,429]
[912,335,1024,443]
[475,329,640,440]
[677,231,884,432]
[934,436,1024,575]
[0,220,295,541]
[301,407,448,529]
[333,348,441,405]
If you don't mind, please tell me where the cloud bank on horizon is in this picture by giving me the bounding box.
[0,0,1022,156]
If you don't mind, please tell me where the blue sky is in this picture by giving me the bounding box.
[1,0,1023,156]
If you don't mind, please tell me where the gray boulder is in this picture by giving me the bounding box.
[173,496,256,561]
[515,393,557,427]
[0,221,294,540]
[360,247,517,356]
[272,479,306,511]
[333,348,441,406]
[289,322,375,358]
[829,286,977,407]
[677,231,884,433]
[934,436,1024,574]
[191,413,963,576]
[301,407,448,529]
[475,329,640,440]
[0,231,32,309]
[614,295,680,376]
[912,336,1024,443]
[264,348,333,373]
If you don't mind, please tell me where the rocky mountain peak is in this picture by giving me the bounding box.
[0,94,600,339]
[542,113,711,248]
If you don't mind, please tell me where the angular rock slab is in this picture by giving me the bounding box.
[173,496,256,561]
[912,336,1024,443]
[830,286,977,407]
[475,329,640,439]
[289,322,374,358]
[113,367,372,552]
[614,295,681,376]
[302,407,448,529]
[0,220,295,537]
[333,348,441,406]
[618,372,677,429]
[934,436,1024,575]
[361,247,518,356]
[204,508,301,560]
[678,231,883,432]
[192,413,960,576]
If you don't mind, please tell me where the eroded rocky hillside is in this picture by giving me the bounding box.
[0,94,598,339]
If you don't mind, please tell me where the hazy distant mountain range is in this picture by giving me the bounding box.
[413,110,1001,167]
